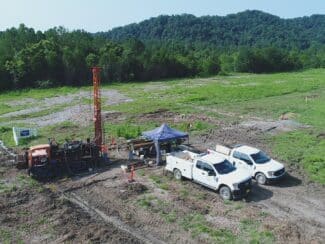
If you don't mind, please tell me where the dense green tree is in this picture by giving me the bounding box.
[235,47,301,73]
[103,11,325,50]
[0,10,324,92]
[219,54,236,73]
[5,40,58,88]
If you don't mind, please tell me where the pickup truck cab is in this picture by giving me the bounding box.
[165,150,252,200]
[208,145,285,185]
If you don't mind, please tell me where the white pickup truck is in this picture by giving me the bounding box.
[208,145,286,185]
[165,150,252,200]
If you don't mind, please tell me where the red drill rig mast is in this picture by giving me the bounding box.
[92,67,103,147]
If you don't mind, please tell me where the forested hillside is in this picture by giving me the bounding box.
[101,10,325,49]
[0,10,324,91]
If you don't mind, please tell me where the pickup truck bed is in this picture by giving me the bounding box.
[165,150,197,179]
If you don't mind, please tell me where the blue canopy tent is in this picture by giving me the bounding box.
[142,123,188,165]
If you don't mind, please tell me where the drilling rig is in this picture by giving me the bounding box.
[92,67,103,148]
[92,67,109,162]
[18,68,107,178]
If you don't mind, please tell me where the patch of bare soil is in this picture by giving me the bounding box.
[61,165,194,243]
[191,123,265,152]
[0,168,144,244]
[240,119,307,135]
[189,117,307,153]
[247,174,325,243]
[119,182,148,199]
[61,165,307,243]
[1,145,324,243]
[103,111,127,123]
[316,132,325,139]
[136,109,219,126]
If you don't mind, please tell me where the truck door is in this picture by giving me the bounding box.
[233,151,254,175]
[193,161,218,189]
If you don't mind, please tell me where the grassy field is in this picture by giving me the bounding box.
[0,69,324,184]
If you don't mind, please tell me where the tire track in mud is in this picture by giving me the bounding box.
[248,182,325,243]
[62,191,166,244]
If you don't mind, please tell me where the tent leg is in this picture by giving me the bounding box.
[155,141,160,165]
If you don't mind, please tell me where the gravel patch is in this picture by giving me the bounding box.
[1,94,81,118]
[240,119,306,134]
[1,89,133,127]
[101,90,133,105]
[12,105,92,127]
[5,98,37,106]
[0,107,46,118]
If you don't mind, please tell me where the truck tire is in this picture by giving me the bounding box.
[256,172,267,185]
[173,169,182,180]
[219,186,232,200]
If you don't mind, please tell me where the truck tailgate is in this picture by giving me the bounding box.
[215,145,231,156]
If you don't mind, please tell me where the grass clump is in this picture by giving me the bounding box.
[137,195,156,208]
[175,121,213,133]
[137,195,177,223]
[0,126,15,147]
[18,135,39,146]
[195,192,207,200]
[17,174,43,192]
[239,218,275,244]
[137,169,146,176]
[149,174,170,190]
[0,228,13,244]
[0,103,26,116]
[104,123,141,139]
[0,182,17,194]
[149,174,162,184]
[271,130,325,184]
[181,213,235,243]
[259,211,269,218]
[0,173,43,194]
[161,211,177,223]
[179,188,190,199]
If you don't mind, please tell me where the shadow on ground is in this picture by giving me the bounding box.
[270,173,302,188]
[245,183,273,202]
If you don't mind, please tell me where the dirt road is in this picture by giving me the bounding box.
[190,124,325,243]
[1,154,324,243]
[248,174,325,242]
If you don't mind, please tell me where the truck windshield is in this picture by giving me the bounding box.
[214,160,236,174]
[251,151,270,164]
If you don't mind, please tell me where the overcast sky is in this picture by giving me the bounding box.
[1,0,324,32]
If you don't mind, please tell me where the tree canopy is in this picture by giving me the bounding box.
[101,10,325,50]
[0,10,325,91]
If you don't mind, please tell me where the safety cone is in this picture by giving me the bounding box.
[128,165,135,182]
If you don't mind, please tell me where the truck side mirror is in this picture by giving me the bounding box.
[208,171,216,176]
[247,161,253,166]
